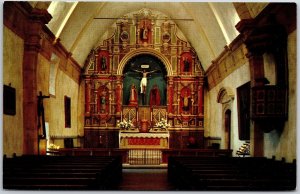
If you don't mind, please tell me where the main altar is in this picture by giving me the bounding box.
[82,8,205,149]
[118,106,170,149]
[119,132,169,149]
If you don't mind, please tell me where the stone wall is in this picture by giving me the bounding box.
[206,4,296,161]
[205,61,250,155]
[264,30,297,162]
[3,2,84,155]
[37,54,84,148]
[3,27,24,156]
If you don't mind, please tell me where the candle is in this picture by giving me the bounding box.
[121,111,122,120]
[129,113,130,121]
[159,112,161,121]
[150,112,152,121]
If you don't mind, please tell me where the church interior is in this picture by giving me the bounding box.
[3,1,297,191]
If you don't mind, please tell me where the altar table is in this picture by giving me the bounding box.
[119,132,169,149]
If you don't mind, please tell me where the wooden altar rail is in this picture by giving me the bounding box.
[54,148,128,163]
[128,149,162,165]
[53,148,233,165]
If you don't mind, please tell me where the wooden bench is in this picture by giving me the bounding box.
[168,156,296,191]
[3,155,122,190]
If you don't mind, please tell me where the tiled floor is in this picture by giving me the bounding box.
[117,168,175,191]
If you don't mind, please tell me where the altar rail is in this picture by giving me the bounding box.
[128,149,162,165]
[53,148,233,165]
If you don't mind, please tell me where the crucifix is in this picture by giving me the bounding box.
[132,68,158,105]
[37,91,50,139]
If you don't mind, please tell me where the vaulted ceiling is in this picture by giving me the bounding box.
[29,2,268,71]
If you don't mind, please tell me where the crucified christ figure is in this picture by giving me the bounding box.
[133,69,158,94]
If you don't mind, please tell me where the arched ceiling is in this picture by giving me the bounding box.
[32,2,261,71]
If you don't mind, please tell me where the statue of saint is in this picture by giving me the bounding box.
[142,27,148,39]
[183,57,190,72]
[182,90,191,112]
[101,56,106,70]
[150,84,161,107]
[100,91,106,113]
[129,84,138,106]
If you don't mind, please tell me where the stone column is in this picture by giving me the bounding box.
[236,19,267,157]
[22,8,52,154]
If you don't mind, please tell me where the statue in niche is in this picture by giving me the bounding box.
[183,57,190,72]
[129,84,138,106]
[150,84,161,107]
[140,20,150,41]
[132,68,158,105]
[100,91,107,113]
[182,90,191,112]
[101,56,107,70]
[132,69,157,93]
[142,27,148,39]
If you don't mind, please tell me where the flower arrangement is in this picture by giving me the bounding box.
[117,120,133,130]
[155,118,170,130]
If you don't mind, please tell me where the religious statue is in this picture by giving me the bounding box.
[183,57,190,72]
[182,90,191,112]
[100,91,106,113]
[133,69,158,94]
[140,20,149,40]
[150,84,161,107]
[142,27,148,40]
[129,84,138,106]
[101,56,106,70]
[37,91,50,139]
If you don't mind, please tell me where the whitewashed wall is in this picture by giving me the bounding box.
[3,27,24,156]
[205,63,251,156]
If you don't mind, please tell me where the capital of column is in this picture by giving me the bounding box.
[24,8,52,52]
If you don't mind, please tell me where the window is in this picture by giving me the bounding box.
[64,96,71,128]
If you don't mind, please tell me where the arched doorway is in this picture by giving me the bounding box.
[217,87,234,149]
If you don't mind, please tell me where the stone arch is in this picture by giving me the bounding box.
[217,87,235,104]
[117,48,173,76]
[217,87,235,150]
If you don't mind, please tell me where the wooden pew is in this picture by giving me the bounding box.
[3,155,122,190]
[168,156,296,191]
